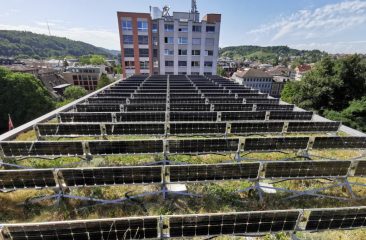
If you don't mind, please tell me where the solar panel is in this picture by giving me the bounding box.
[170,104,211,112]
[116,112,166,122]
[214,104,253,111]
[0,169,56,190]
[60,166,162,187]
[305,207,366,231]
[170,112,217,122]
[89,140,163,155]
[265,161,351,179]
[268,111,313,120]
[0,141,84,157]
[170,123,226,135]
[129,98,166,104]
[1,217,159,240]
[231,122,284,134]
[37,124,101,136]
[312,137,366,149]
[76,104,120,112]
[354,161,366,176]
[287,121,340,132]
[105,123,165,135]
[243,137,309,151]
[170,98,206,104]
[169,210,300,237]
[168,163,259,182]
[209,98,244,104]
[221,111,266,121]
[256,104,294,111]
[87,97,126,104]
[124,104,166,112]
[133,94,166,99]
[168,138,239,154]
[245,99,279,104]
[59,113,113,123]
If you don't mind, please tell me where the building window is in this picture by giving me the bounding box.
[191,72,200,75]
[164,24,174,32]
[191,61,200,67]
[152,36,158,46]
[179,49,187,55]
[153,49,158,58]
[138,35,149,45]
[122,20,132,31]
[205,50,214,56]
[179,72,187,75]
[152,23,158,33]
[137,20,148,32]
[206,38,215,46]
[140,61,149,69]
[165,61,174,67]
[206,26,215,32]
[123,35,134,44]
[72,75,77,80]
[178,37,188,45]
[124,48,134,57]
[192,25,201,32]
[179,27,188,32]
[192,50,201,56]
[125,61,135,69]
[139,48,149,57]
[178,61,187,67]
[204,72,212,76]
[164,49,174,56]
[164,37,174,44]
[204,61,213,67]
[192,38,201,45]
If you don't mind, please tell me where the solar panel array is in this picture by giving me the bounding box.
[1,74,366,237]
[2,207,366,239]
[2,160,366,191]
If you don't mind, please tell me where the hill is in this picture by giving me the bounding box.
[220,45,326,65]
[0,30,116,59]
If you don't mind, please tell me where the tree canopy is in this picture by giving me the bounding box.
[0,67,55,133]
[0,30,115,59]
[63,85,88,100]
[219,45,325,65]
[79,55,106,65]
[97,74,112,90]
[281,54,366,132]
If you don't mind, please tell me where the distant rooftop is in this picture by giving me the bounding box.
[235,68,272,78]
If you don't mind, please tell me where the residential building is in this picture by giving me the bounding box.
[232,68,273,94]
[293,64,312,80]
[63,66,106,91]
[117,1,221,77]
[117,12,153,78]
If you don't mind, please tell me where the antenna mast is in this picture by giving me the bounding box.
[191,0,198,13]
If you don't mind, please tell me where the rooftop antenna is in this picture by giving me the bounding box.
[191,0,198,13]
[162,5,171,18]
[46,20,52,36]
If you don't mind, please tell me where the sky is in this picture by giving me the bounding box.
[0,0,366,53]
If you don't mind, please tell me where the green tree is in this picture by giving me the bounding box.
[0,67,55,133]
[97,74,112,89]
[217,66,226,77]
[114,65,122,74]
[79,55,106,65]
[325,97,366,132]
[63,85,87,100]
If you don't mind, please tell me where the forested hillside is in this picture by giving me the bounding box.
[0,30,115,59]
[220,45,326,65]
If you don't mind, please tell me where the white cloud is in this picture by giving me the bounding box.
[0,23,120,50]
[247,0,366,53]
